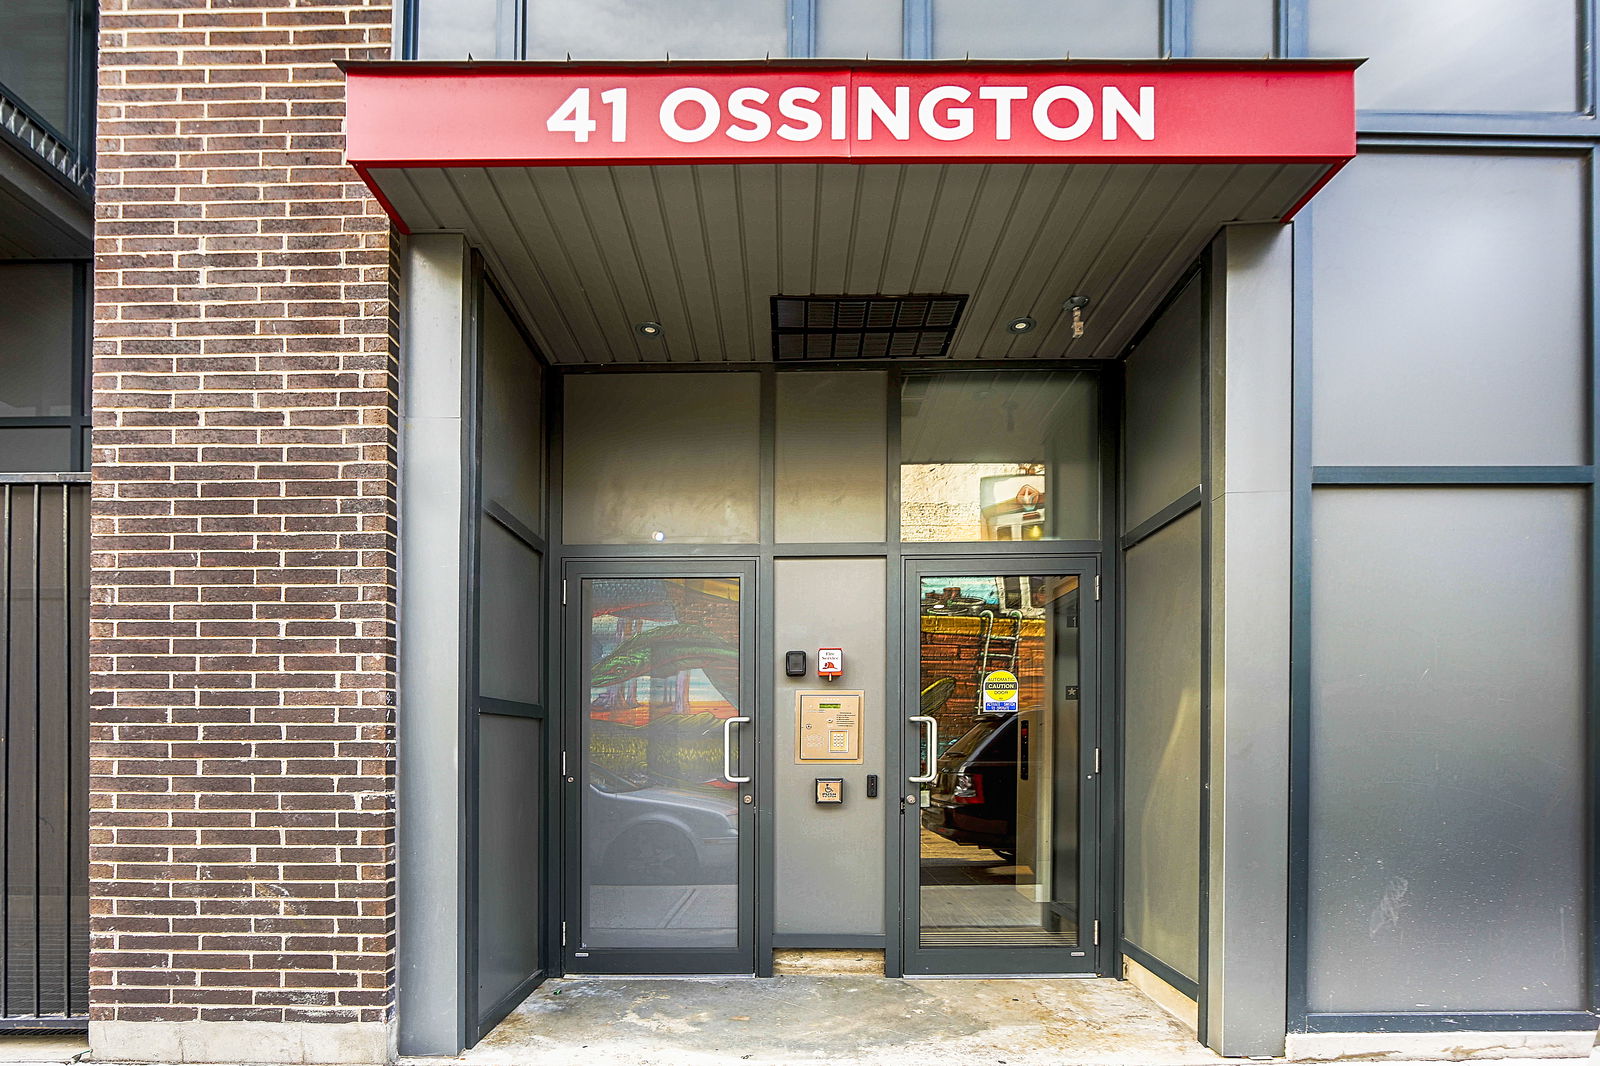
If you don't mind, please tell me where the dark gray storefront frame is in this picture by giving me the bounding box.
[540,358,1123,990]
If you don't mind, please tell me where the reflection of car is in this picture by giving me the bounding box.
[922,712,1017,862]
[587,764,739,886]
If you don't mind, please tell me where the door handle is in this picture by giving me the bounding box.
[908,715,938,783]
[723,715,752,784]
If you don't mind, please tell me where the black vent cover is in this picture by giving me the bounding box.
[771,294,968,360]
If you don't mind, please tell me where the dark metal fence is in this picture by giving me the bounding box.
[0,478,88,1027]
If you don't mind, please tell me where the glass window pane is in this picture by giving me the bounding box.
[481,290,543,531]
[414,0,516,59]
[0,0,72,132]
[1190,0,1275,57]
[527,0,789,60]
[1308,0,1580,113]
[1309,487,1586,1011]
[563,373,760,544]
[932,0,1159,59]
[776,371,887,543]
[580,577,742,949]
[0,263,75,418]
[917,573,1081,948]
[900,371,1098,542]
[0,428,73,474]
[1312,153,1588,466]
[477,522,542,705]
[816,0,903,58]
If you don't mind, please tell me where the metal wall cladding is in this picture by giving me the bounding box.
[1122,508,1203,984]
[1308,0,1581,113]
[0,481,88,1022]
[1308,487,1587,1012]
[1123,276,1203,533]
[1310,152,1589,468]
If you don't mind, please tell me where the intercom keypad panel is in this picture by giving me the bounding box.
[794,690,864,764]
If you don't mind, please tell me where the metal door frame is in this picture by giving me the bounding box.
[559,556,762,975]
[897,554,1104,977]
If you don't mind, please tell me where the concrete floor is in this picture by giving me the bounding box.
[0,1036,87,1065]
[444,974,1226,1066]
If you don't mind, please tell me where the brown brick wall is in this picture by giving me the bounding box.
[91,0,398,1026]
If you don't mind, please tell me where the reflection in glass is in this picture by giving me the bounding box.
[0,263,76,419]
[931,0,1159,58]
[580,578,742,950]
[918,575,1080,948]
[900,372,1098,542]
[0,0,73,132]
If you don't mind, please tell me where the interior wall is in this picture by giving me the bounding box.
[773,558,888,939]
[1120,275,1205,989]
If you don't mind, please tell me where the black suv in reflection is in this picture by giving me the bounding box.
[921,712,1018,863]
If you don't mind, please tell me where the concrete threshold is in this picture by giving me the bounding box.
[404,976,1600,1066]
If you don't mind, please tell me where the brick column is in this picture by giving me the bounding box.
[91,2,398,1062]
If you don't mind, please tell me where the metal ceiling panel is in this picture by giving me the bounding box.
[372,160,1326,363]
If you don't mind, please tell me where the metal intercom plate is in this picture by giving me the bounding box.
[794,690,864,763]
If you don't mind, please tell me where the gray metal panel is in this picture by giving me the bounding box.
[476,715,543,1012]
[930,0,1160,58]
[775,371,888,543]
[1310,152,1588,467]
[398,236,472,1056]
[1307,487,1587,1013]
[1122,508,1202,983]
[477,522,542,705]
[562,373,761,543]
[773,558,887,937]
[1206,223,1293,1057]
[480,290,543,529]
[1307,0,1581,113]
[387,161,1333,365]
[0,143,90,258]
[1124,276,1203,532]
[1189,0,1276,58]
[0,263,74,418]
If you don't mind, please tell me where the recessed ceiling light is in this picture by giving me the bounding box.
[636,321,663,337]
[1006,316,1037,334]
[650,530,666,542]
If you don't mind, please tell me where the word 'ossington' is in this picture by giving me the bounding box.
[545,83,1157,144]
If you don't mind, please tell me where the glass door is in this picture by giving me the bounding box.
[562,561,757,974]
[900,560,1100,975]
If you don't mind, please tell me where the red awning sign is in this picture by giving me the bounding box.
[344,62,1358,169]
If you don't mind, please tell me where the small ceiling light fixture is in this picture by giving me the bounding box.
[1006,316,1037,334]
[650,530,667,542]
[636,321,663,338]
[1065,295,1090,339]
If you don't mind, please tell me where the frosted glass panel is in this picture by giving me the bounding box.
[776,372,887,543]
[1308,487,1586,1012]
[1124,277,1201,531]
[1122,510,1201,981]
[816,0,903,57]
[901,371,1099,542]
[415,0,515,58]
[0,264,75,418]
[1190,0,1274,58]
[1308,0,1580,113]
[564,373,760,544]
[527,0,788,60]
[932,0,1158,58]
[1312,153,1587,466]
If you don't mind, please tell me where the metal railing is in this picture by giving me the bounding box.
[0,477,89,1027]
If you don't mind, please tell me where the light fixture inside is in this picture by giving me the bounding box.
[636,321,663,337]
[1007,316,1037,334]
[650,530,666,542]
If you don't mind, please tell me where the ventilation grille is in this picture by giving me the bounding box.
[771,294,968,360]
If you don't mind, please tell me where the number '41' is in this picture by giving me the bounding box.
[546,88,628,143]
